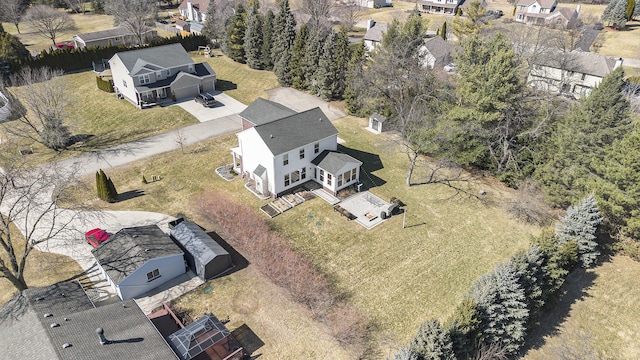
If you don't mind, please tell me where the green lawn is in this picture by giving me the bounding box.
[62,115,540,351]
[2,70,198,166]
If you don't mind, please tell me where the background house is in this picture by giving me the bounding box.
[364,19,388,53]
[420,36,454,69]
[0,281,178,359]
[514,0,579,28]
[232,98,362,197]
[109,43,216,108]
[73,27,157,49]
[92,225,186,301]
[528,51,623,98]
[178,0,209,22]
[170,220,233,281]
[356,0,388,8]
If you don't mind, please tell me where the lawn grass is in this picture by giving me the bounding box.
[523,255,640,360]
[61,115,541,352]
[191,51,280,105]
[1,70,198,167]
[0,223,89,306]
[594,20,640,59]
[4,14,116,54]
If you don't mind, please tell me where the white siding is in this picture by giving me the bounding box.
[109,55,138,105]
[116,254,185,300]
[237,128,276,195]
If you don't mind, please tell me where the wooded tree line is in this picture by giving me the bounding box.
[390,196,603,359]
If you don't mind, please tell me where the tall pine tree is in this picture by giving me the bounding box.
[315,32,337,100]
[556,195,603,268]
[261,10,275,70]
[332,25,351,99]
[302,27,326,90]
[225,3,247,63]
[244,4,263,69]
[271,0,296,86]
[410,319,456,360]
[344,41,367,116]
[290,23,309,90]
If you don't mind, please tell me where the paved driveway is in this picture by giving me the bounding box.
[266,88,346,121]
[176,92,247,122]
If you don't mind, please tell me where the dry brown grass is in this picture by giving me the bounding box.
[594,20,640,59]
[523,255,640,360]
[0,223,88,305]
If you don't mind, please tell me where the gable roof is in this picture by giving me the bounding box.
[252,107,338,156]
[178,0,210,12]
[92,225,183,284]
[167,313,231,360]
[551,6,578,20]
[533,50,619,78]
[364,22,388,42]
[423,37,453,61]
[0,282,177,360]
[170,221,229,267]
[239,98,297,126]
[74,27,154,42]
[311,150,363,174]
[111,43,194,74]
[515,0,556,7]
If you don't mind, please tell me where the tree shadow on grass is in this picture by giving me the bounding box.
[521,267,598,355]
[117,189,145,202]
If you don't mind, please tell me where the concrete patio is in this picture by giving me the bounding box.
[334,191,391,229]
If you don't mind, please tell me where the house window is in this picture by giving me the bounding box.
[283,154,289,166]
[301,167,306,180]
[351,168,357,181]
[139,74,150,84]
[284,174,290,186]
[327,173,332,186]
[320,169,324,182]
[291,170,300,183]
[147,269,160,282]
[314,167,317,179]
[520,5,526,10]
[122,79,127,88]
[166,69,171,76]
[343,171,350,184]
[337,174,343,187]
[314,143,319,153]
[299,148,305,159]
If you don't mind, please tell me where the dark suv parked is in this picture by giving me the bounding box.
[195,93,216,107]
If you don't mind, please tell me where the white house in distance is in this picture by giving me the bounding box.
[514,0,580,28]
[528,50,623,98]
[364,19,388,53]
[109,43,216,108]
[356,0,388,8]
[231,98,362,197]
[92,225,186,301]
[178,0,208,22]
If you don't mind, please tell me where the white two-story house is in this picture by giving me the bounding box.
[231,98,362,198]
[109,43,216,108]
[514,0,580,28]
[179,0,208,22]
[528,50,623,98]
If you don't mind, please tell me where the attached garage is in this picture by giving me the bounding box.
[170,221,233,281]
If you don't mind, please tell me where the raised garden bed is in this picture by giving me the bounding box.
[215,164,239,181]
[271,198,292,213]
[283,193,304,207]
[260,203,281,218]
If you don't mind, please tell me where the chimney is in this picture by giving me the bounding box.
[576,4,581,13]
[96,328,107,345]
[367,19,375,30]
[614,57,623,69]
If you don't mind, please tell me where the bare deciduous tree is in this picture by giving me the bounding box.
[0,0,29,33]
[0,160,92,292]
[24,5,76,46]
[106,0,157,46]
[174,128,187,154]
[299,0,333,31]
[335,0,363,31]
[64,0,88,14]
[4,67,73,151]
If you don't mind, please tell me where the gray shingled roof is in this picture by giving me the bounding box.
[424,36,453,64]
[253,164,267,177]
[515,0,556,7]
[370,113,387,122]
[364,22,388,42]
[311,150,362,174]
[113,43,194,74]
[92,225,183,285]
[533,50,619,78]
[239,98,297,126]
[0,282,177,360]
[170,221,229,267]
[253,107,338,156]
[75,27,154,42]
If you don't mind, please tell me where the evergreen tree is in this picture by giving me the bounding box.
[95,171,105,200]
[511,245,547,320]
[261,9,275,70]
[0,31,30,63]
[244,4,263,69]
[105,175,118,203]
[201,0,219,43]
[441,21,447,40]
[444,298,481,360]
[225,3,247,63]
[302,27,325,90]
[532,229,579,296]
[556,195,603,268]
[589,129,640,238]
[626,0,636,20]
[602,0,629,29]
[387,346,418,360]
[634,0,640,18]
[344,41,367,116]
[536,68,631,207]
[470,262,529,355]
[96,169,118,202]
[410,320,456,360]
[290,23,309,89]
[332,25,351,99]
[271,0,296,86]
[315,32,337,100]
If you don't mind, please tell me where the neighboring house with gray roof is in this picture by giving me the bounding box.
[0,281,177,359]
[528,50,623,98]
[109,43,216,108]
[73,27,157,49]
[232,98,361,197]
[419,36,454,69]
[92,225,185,300]
[170,220,232,281]
[364,19,388,53]
[514,0,580,28]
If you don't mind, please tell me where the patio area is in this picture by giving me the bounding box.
[335,191,391,229]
